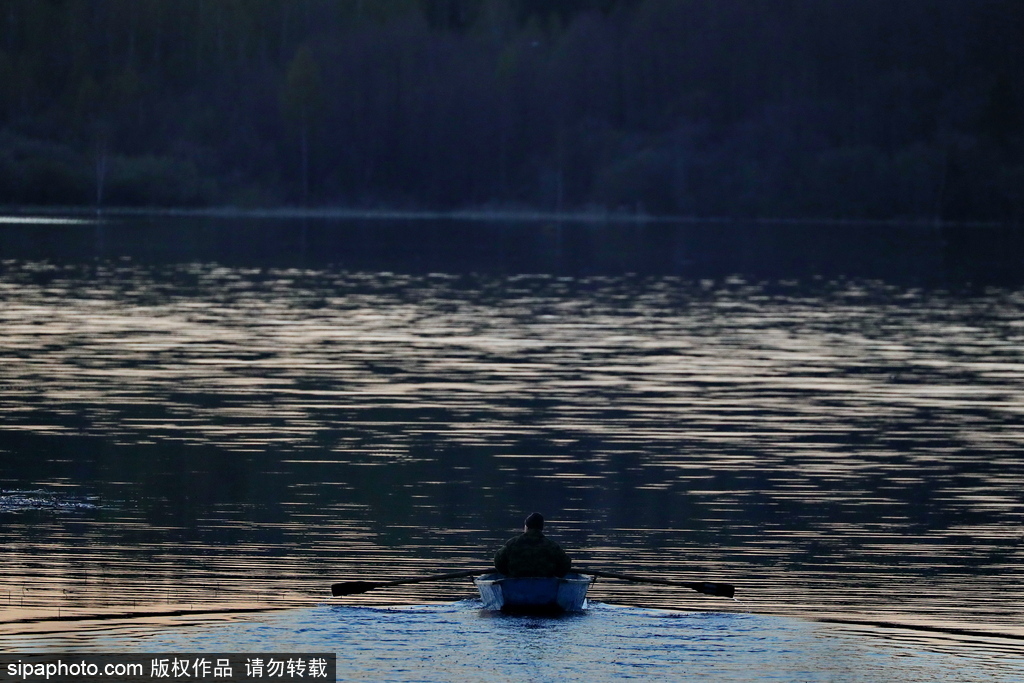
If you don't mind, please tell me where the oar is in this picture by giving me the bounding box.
[331,568,491,597]
[579,569,735,599]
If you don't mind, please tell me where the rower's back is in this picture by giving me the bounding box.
[494,513,572,578]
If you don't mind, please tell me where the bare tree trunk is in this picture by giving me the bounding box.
[95,146,108,215]
[556,124,565,213]
[300,124,309,205]
[933,148,949,227]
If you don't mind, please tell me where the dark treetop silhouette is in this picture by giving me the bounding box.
[0,0,1020,222]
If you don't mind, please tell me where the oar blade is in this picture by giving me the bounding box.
[331,581,380,597]
[690,582,735,599]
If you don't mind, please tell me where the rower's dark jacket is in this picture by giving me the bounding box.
[494,529,572,577]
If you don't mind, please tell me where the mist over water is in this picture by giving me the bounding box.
[1,217,1023,677]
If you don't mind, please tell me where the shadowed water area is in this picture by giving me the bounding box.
[1,216,1023,678]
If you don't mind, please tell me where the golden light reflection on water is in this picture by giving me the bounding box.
[0,263,1023,644]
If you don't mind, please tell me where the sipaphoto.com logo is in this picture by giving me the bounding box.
[0,654,336,683]
[7,659,142,680]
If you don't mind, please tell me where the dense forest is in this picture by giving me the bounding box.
[0,0,1021,221]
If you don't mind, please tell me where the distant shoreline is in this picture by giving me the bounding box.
[0,205,1011,229]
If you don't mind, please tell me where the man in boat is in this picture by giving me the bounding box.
[494,512,572,577]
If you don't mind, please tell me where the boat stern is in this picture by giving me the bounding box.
[474,573,592,614]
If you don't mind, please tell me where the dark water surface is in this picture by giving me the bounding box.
[1,215,1023,677]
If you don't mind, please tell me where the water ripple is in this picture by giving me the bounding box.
[1,262,1022,646]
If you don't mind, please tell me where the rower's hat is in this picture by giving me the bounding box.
[524,512,544,529]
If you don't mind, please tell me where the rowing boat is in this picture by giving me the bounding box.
[473,573,593,614]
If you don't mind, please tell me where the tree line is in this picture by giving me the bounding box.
[0,0,1020,221]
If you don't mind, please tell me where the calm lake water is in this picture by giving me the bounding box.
[1,214,1023,680]
[5,605,1024,683]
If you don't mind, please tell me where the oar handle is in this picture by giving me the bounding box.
[331,568,491,597]
[373,568,490,588]
[579,568,735,599]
